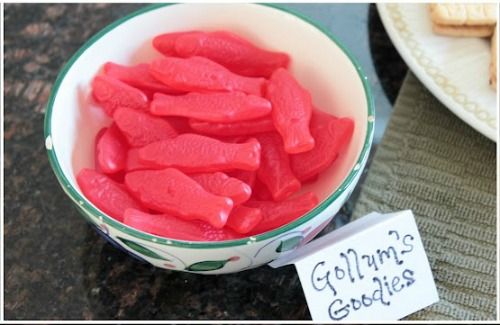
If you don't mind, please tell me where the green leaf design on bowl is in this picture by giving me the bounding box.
[186,259,230,272]
[117,237,170,261]
[275,236,302,253]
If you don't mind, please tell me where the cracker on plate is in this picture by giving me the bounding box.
[429,4,497,26]
[432,23,495,37]
[490,25,497,89]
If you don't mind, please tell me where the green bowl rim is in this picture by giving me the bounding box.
[44,3,375,249]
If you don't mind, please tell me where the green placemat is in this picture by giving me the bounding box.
[352,72,497,320]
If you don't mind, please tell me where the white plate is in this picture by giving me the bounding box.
[377,3,497,142]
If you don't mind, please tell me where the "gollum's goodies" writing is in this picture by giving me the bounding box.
[310,230,416,320]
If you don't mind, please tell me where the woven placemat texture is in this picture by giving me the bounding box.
[352,72,497,320]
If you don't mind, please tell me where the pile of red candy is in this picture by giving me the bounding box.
[77,30,354,241]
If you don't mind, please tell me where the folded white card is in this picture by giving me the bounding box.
[270,210,439,321]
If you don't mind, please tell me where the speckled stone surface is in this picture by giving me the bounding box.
[4,4,406,320]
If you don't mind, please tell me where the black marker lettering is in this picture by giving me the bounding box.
[362,254,379,271]
[377,246,404,265]
[372,276,391,306]
[334,266,345,280]
[401,234,414,255]
[383,275,394,296]
[391,275,404,293]
[347,248,364,280]
[311,261,336,295]
[340,252,355,283]
[388,230,400,240]
[402,269,416,287]
[361,294,373,307]
[329,299,349,321]
[351,297,362,311]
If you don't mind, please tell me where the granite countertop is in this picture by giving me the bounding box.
[4,4,407,320]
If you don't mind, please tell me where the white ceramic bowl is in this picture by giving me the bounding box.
[44,3,374,274]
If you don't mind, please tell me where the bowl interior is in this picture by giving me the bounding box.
[48,4,370,232]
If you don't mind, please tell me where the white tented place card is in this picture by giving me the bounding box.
[269,210,439,321]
